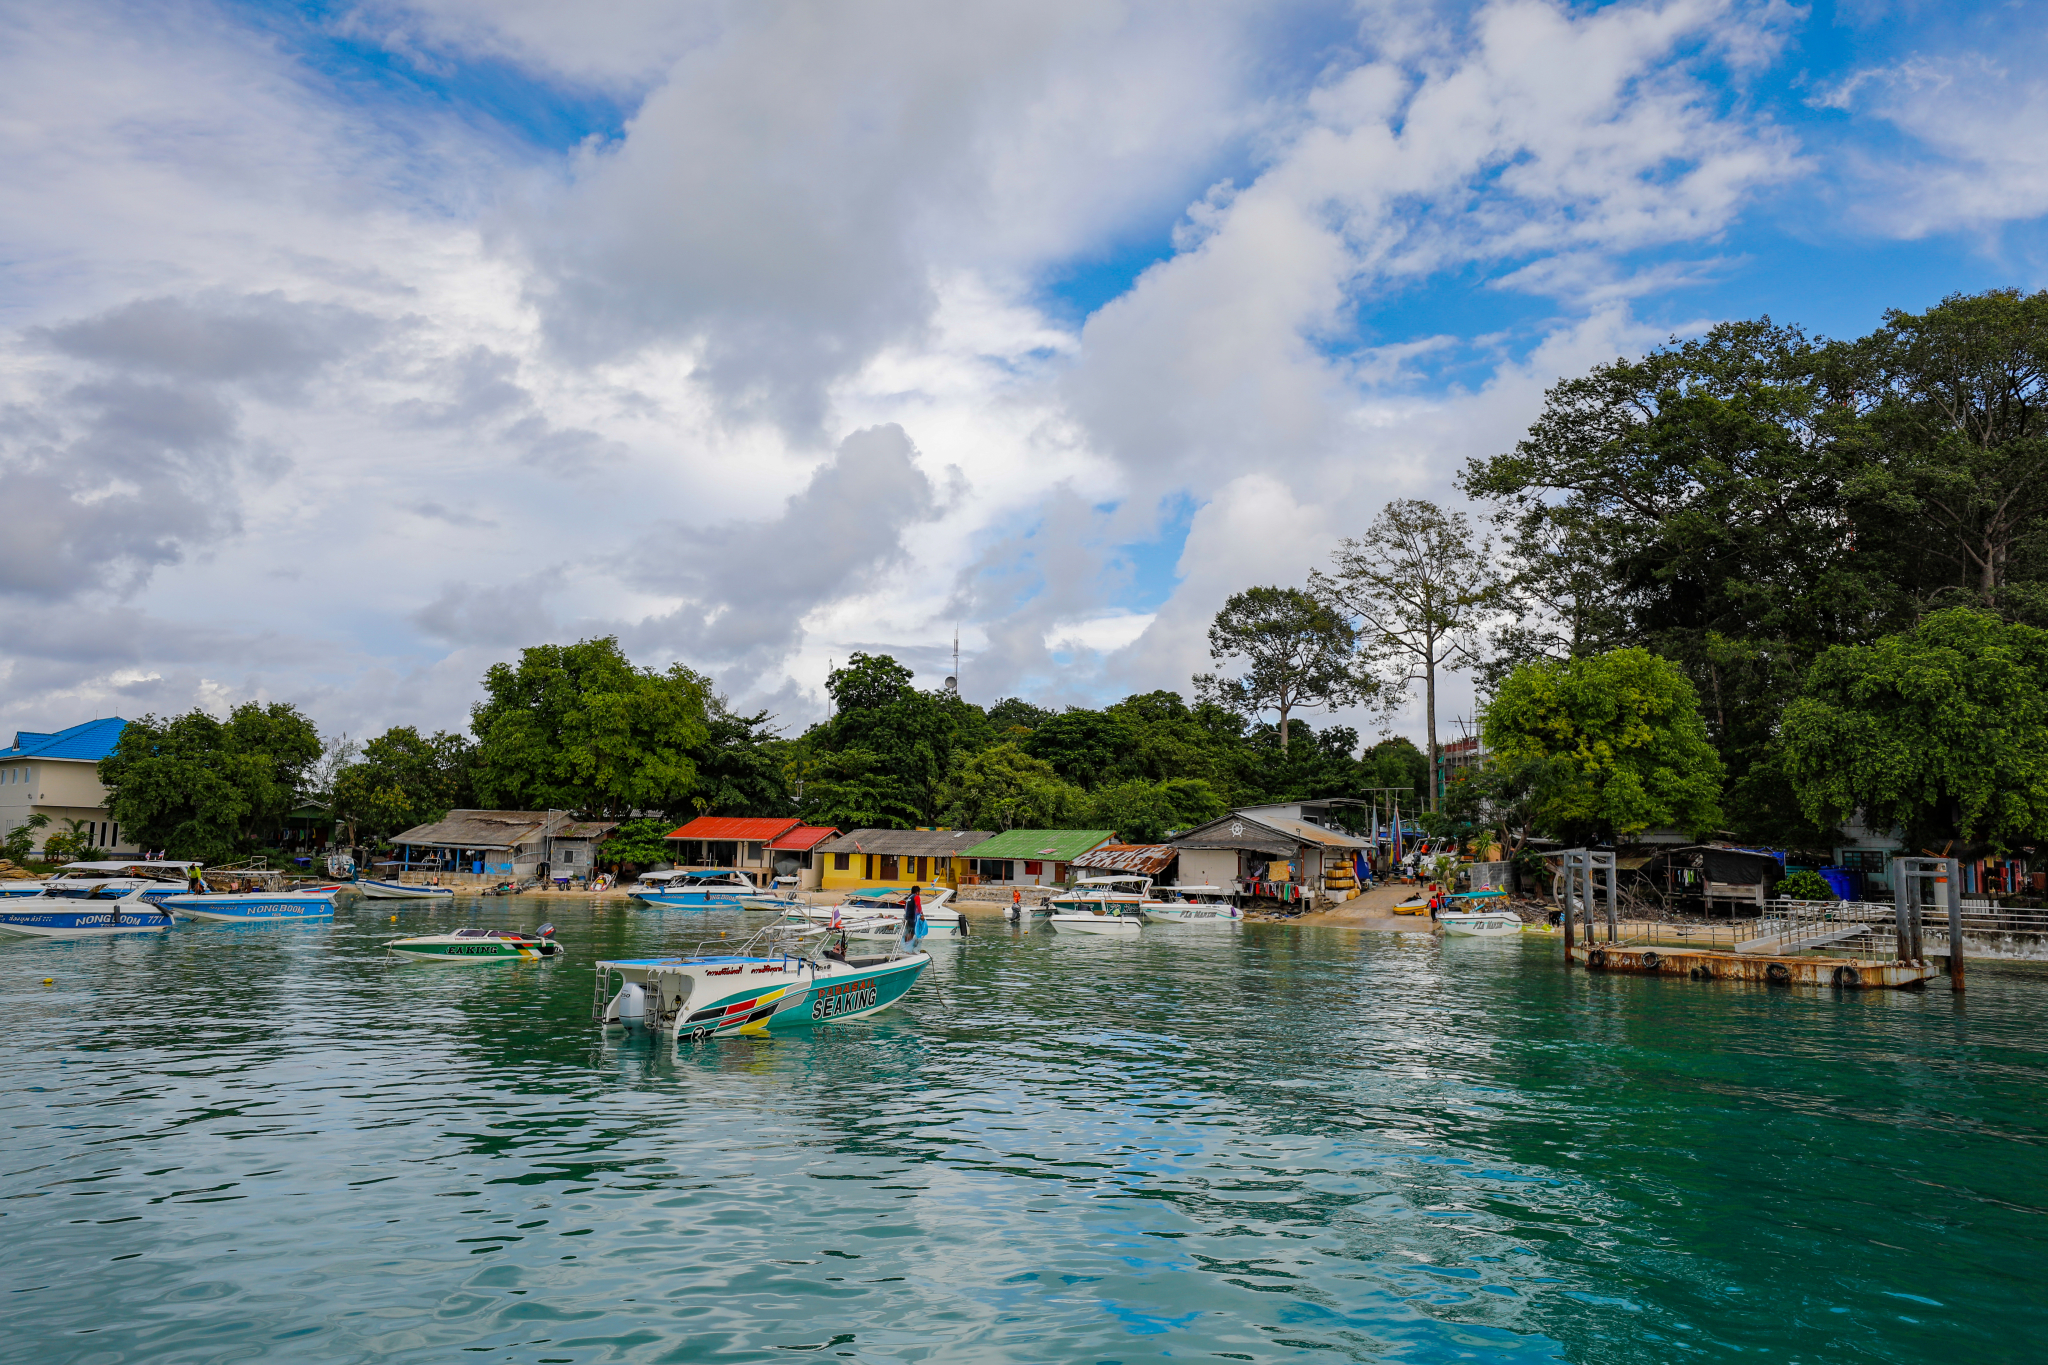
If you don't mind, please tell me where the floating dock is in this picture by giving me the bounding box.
[1571,943,1940,989]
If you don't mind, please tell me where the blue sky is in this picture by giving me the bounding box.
[1,0,2044,743]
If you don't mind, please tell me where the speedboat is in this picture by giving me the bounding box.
[628,870,762,908]
[1048,876,1150,935]
[9,861,203,904]
[739,877,807,912]
[163,887,343,923]
[595,922,928,1039]
[787,887,956,935]
[1144,884,1243,925]
[1437,889,1521,937]
[354,877,455,900]
[0,887,176,938]
[386,925,563,962]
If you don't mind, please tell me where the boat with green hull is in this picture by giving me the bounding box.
[596,924,928,1039]
[385,925,564,962]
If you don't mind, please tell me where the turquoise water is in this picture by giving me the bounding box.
[3,903,2045,1364]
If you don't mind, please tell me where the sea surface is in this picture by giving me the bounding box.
[2,901,2044,1364]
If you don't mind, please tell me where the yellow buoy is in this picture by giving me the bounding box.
[390,915,398,922]
[42,977,54,985]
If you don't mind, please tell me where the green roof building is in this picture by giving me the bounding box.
[959,829,1117,887]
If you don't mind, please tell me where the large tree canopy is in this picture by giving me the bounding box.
[1194,585,1362,753]
[800,652,984,827]
[469,637,708,818]
[1481,648,1725,843]
[331,726,476,842]
[1779,609,2048,853]
[936,742,1082,832]
[99,703,324,862]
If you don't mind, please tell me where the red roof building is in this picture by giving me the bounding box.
[768,825,839,852]
[665,816,805,842]
[661,816,842,888]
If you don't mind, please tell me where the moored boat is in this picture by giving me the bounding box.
[628,870,762,909]
[595,923,927,1038]
[1143,884,1243,925]
[385,925,563,962]
[354,878,455,900]
[1047,876,1150,935]
[164,887,343,922]
[0,887,176,938]
[1436,889,1521,937]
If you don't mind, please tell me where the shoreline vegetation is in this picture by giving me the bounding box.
[29,290,2045,878]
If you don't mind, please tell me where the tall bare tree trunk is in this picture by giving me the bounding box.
[1425,659,1439,812]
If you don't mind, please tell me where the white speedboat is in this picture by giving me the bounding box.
[1047,876,1151,935]
[1436,890,1521,936]
[595,922,929,1039]
[1144,885,1243,925]
[0,887,175,938]
[354,877,455,900]
[628,870,762,909]
[791,887,957,931]
[5,861,203,905]
[163,887,343,923]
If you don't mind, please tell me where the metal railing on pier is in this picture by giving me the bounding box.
[1583,898,2048,962]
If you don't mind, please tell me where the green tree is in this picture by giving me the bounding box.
[1024,708,1137,789]
[986,697,1054,737]
[3,813,48,863]
[1361,736,1428,800]
[600,817,678,870]
[1779,609,2048,853]
[935,742,1084,831]
[1481,648,1725,843]
[469,637,708,818]
[1317,500,1503,807]
[801,652,984,826]
[41,818,106,864]
[332,726,476,843]
[1086,777,1228,844]
[690,697,793,816]
[100,703,324,862]
[1844,290,2048,619]
[1194,586,1364,753]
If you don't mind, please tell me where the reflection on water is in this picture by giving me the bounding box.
[2,901,2045,1363]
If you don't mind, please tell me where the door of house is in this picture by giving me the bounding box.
[880,854,900,880]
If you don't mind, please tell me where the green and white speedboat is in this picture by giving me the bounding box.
[595,923,927,1040]
[385,925,564,963]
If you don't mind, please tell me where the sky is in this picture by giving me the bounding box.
[4,0,2047,753]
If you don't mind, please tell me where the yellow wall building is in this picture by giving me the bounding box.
[815,828,995,893]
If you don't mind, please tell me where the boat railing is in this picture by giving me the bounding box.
[1583,897,2048,961]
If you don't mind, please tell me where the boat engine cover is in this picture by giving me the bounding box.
[615,981,646,1027]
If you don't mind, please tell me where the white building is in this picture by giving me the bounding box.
[0,718,137,856]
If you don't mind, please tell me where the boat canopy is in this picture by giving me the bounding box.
[59,860,203,872]
[1074,875,1150,886]
[1159,885,1225,893]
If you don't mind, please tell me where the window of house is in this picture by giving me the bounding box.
[562,849,576,864]
[880,854,900,880]
[834,852,850,871]
[1024,861,1043,876]
[746,842,764,863]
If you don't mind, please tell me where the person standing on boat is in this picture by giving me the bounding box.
[1010,887,1022,923]
[904,885,925,943]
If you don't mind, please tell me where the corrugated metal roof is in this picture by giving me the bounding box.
[768,824,839,851]
[666,816,803,842]
[1,717,130,763]
[959,829,1116,861]
[1250,814,1371,849]
[392,810,617,849]
[1070,843,1178,875]
[816,828,995,856]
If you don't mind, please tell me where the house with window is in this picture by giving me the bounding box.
[0,718,136,857]
[959,829,1118,886]
[389,810,617,884]
[815,828,993,892]
[665,816,839,888]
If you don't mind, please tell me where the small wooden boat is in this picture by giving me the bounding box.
[354,878,455,900]
[385,925,564,962]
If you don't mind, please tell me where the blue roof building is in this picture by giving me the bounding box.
[0,718,135,856]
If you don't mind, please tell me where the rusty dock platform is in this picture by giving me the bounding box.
[1569,943,1939,989]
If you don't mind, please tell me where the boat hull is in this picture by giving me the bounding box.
[1048,913,1142,936]
[1145,906,1242,925]
[164,891,339,922]
[628,890,754,909]
[599,951,929,1037]
[1438,912,1521,937]
[0,904,175,937]
[355,879,455,900]
[386,935,559,962]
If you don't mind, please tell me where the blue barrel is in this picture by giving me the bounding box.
[1818,866,1856,901]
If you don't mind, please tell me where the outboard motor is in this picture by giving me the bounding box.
[614,981,646,1029]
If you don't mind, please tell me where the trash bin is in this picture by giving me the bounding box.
[1818,866,1856,901]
